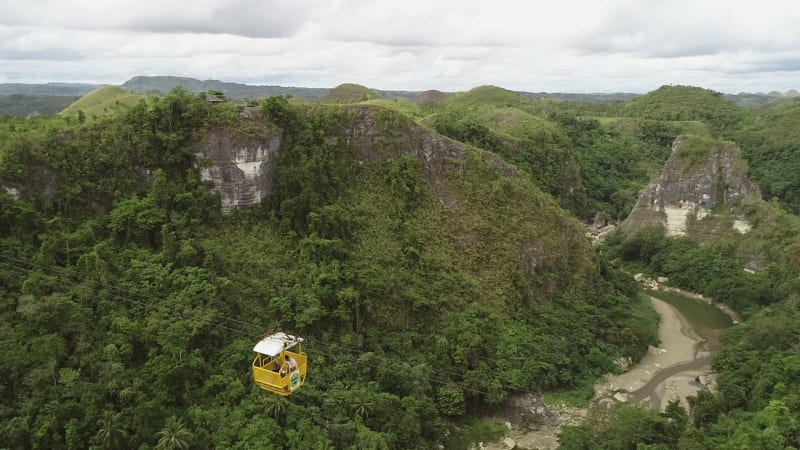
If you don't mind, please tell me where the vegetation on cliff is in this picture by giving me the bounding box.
[593,136,800,448]
[418,86,677,221]
[738,98,800,214]
[0,89,656,449]
[3,79,800,449]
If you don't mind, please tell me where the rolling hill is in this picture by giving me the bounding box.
[60,86,146,117]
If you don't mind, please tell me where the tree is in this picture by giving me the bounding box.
[687,390,721,428]
[155,416,193,450]
[265,395,288,421]
[352,425,389,450]
[352,392,375,421]
[95,411,128,450]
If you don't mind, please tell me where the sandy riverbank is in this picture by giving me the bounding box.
[594,296,707,409]
[635,273,741,324]
[482,295,718,449]
[654,368,715,412]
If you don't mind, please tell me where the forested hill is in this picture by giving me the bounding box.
[1,76,795,116]
[120,76,331,100]
[4,81,800,449]
[0,90,656,449]
[373,83,800,447]
[0,82,103,96]
[0,94,80,116]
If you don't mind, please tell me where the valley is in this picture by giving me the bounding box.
[1,80,799,449]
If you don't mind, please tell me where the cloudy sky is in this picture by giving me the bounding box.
[1,0,799,93]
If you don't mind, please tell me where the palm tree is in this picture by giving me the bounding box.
[316,439,336,450]
[352,396,374,420]
[264,395,288,420]
[154,416,193,450]
[95,411,128,450]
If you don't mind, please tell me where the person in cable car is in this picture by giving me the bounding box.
[280,354,298,377]
[252,332,307,396]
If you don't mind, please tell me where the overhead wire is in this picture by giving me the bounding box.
[0,253,546,399]
[0,255,255,337]
[302,332,510,385]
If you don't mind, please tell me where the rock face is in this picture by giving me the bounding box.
[192,105,506,213]
[193,128,283,212]
[621,136,761,237]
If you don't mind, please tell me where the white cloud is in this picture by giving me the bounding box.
[0,0,798,92]
[0,0,312,38]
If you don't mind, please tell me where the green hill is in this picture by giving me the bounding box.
[0,91,656,449]
[427,86,589,215]
[320,83,382,103]
[60,86,146,117]
[442,85,530,110]
[121,75,330,100]
[415,89,446,104]
[622,85,742,132]
[738,98,800,214]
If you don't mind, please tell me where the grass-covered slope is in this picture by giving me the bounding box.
[441,85,531,110]
[320,83,382,103]
[738,98,800,214]
[312,85,719,223]
[60,86,146,118]
[0,91,656,449]
[622,85,743,133]
[423,86,589,216]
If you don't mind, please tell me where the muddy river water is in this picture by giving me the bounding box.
[483,288,736,450]
[605,289,734,410]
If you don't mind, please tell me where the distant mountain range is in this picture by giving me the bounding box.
[121,76,332,100]
[109,76,652,104]
[0,82,106,96]
[1,76,798,116]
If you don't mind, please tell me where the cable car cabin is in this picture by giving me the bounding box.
[252,332,307,396]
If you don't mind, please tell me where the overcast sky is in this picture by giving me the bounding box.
[1,0,799,93]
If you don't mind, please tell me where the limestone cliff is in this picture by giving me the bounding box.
[192,105,510,212]
[193,126,282,213]
[191,104,594,303]
[621,135,761,237]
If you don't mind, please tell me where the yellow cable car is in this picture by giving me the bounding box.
[252,332,307,396]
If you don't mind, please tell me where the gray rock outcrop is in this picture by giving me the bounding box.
[192,105,505,213]
[193,128,282,213]
[621,136,761,237]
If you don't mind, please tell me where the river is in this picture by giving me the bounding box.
[597,289,733,411]
[482,287,736,450]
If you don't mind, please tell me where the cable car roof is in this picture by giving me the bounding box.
[253,332,304,357]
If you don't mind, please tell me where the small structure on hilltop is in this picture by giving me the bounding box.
[205,91,225,103]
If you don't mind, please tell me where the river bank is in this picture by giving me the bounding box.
[634,273,741,324]
[594,296,713,411]
[483,288,731,449]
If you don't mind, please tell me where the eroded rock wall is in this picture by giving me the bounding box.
[193,129,282,212]
[621,136,761,237]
